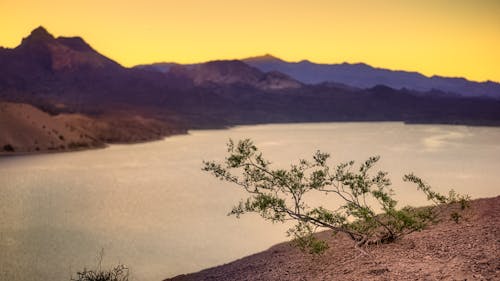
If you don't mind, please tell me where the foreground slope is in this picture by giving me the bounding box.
[167,196,500,281]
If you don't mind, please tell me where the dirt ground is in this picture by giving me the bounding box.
[167,196,500,281]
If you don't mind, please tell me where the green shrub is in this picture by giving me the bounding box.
[203,139,469,253]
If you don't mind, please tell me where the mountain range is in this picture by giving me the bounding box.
[1,26,500,154]
[139,54,500,99]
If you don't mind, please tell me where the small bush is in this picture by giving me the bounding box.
[68,142,90,149]
[3,144,15,152]
[71,250,129,281]
[71,264,129,281]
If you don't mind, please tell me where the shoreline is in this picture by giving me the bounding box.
[2,120,500,157]
[0,143,108,157]
[0,128,189,157]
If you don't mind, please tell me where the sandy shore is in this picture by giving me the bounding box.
[167,196,500,281]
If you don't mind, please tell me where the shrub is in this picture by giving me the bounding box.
[71,250,129,281]
[68,142,90,149]
[203,139,469,253]
[3,144,15,152]
[71,264,129,281]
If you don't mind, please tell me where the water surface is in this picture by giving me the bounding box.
[1,122,499,281]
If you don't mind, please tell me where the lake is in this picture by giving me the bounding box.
[1,122,499,281]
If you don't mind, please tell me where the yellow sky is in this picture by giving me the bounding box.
[1,0,499,82]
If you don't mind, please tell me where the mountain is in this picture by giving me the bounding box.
[243,54,500,98]
[0,26,185,111]
[2,27,500,154]
[12,26,121,71]
[168,60,302,90]
[0,26,190,152]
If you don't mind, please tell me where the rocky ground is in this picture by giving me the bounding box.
[167,196,500,281]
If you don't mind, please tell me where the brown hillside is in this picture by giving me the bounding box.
[0,102,187,154]
[167,196,500,281]
[0,102,102,154]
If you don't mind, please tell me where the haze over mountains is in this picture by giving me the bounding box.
[2,27,500,154]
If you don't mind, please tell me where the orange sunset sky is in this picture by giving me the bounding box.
[1,0,499,82]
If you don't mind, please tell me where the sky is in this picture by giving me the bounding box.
[1,0,499,82]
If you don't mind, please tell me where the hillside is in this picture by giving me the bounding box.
[0,102,186,154]
[167,196,500,281]
[0,102,103,154]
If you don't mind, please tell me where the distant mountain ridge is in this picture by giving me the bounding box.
[2,27,500,154]
[242,54,500,98]
[168,60,302,90]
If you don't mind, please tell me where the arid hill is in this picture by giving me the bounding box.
[167,196,500,281]
[0,102,186,154]
[0,102,102,154]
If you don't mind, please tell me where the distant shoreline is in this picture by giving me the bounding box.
[2,120,500,157]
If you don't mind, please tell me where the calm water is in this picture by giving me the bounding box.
[1,122,499,281]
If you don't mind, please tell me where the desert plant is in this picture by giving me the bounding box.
[3,144,15,152]
[71,264,129,281]
[71,250,129,281]
[203,139,468,253]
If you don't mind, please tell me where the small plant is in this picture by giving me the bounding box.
[203,139,469,254]
[450,212,462,223]
[3,144,15,152]
[71,250,129,281]
[71,264,129,281]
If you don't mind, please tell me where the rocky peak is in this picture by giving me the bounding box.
[14,26,120,71]
[20,26,55,46]
[244,54,283,63]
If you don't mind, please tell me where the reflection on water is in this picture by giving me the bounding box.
[421,126,473,151]
[1,122,499,281]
